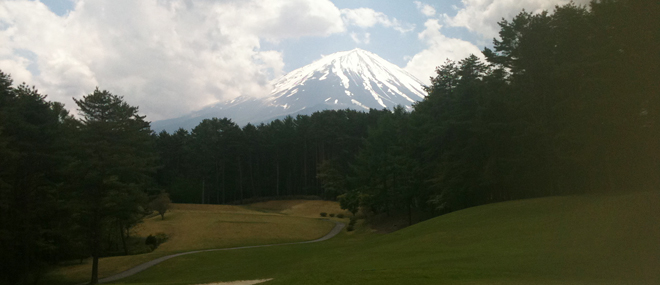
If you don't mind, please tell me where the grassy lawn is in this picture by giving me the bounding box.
[111,191,659,285]
[45,202,338,285]
[245,199,350,218]
[139,203,335,252]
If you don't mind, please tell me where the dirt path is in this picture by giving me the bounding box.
[193,278,273,285]
[92,220,344,284]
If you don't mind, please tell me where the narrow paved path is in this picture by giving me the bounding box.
[93,220,345,284]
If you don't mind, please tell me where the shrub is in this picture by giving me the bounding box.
[145,235,158,249]
[145,233,169,250]
[329,213,335,217]
[336,213,344,219]
[154,232,169,244]
[320,212,327,217]
[345,216,358,232]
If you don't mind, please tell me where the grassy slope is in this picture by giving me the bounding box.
[115,191,660,285]
[46,202,337,285]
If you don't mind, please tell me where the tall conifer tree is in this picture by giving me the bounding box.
[71,88,156,284]
[0,72,70,284]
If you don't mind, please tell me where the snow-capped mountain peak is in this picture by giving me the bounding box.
[152,48,427,133]
[269,48,425,109]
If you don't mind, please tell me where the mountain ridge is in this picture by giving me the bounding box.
[152,48,426,133]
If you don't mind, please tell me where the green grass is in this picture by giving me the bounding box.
[44,202,335,285]
[112,191,660,285]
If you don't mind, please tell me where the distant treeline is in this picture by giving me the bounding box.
[154,109,389,204]
[0,0,657,284]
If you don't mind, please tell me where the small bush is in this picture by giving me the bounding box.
[320,212,327,217]
[145,233,169,250]
[145,235,158,249]
[345,216,358,232]
[336,214,344,219]
[329,213,335,217]
[154,232,169,244]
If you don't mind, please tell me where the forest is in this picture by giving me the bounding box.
[0,0,657,284]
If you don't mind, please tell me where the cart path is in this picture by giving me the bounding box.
[92,220,345,284]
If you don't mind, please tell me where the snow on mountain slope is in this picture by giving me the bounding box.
[152,48,427,133]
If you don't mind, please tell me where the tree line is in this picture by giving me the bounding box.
[333,0,659,222]
[0,0,656,283]
[153,109,390,204]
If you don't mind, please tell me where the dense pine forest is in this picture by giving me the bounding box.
[154,109,389,204]
[0,0,658,284]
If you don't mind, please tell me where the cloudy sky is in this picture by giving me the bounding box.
[0,0,588,121]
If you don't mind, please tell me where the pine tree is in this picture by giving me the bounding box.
[0,72,72,284]
[71,88,156,285]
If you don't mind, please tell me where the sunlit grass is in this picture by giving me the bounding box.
[112,191,660,285]
[45,201,336,285]
[138,204,333,252]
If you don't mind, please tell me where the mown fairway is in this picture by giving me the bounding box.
[111,191,660,285]
[46,201,342,285]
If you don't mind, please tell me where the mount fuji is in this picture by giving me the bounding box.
[152,48,427,133]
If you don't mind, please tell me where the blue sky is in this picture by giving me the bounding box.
[0,0,586,121]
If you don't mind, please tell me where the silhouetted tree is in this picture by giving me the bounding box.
[0,72,73,284]
[70,88,156,285]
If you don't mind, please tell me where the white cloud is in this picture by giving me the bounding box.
[350,32,371,44]
[0,0,346,121]
[341,8,414,33]
[404,19,483,85]
[406,0,592,85]
[414,1,436,17]
[244,0,345,41]
[445,0,591,39]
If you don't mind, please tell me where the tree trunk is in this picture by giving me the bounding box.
[276,162,280,197]
[119,223,128,256]
[90,225,100,284]
[383,178,390,215]
[315,141,321,193]
[304,140,308,191]
[407,200,412,226]
[89,207,101,285]
[216,161,220,204]
[90,255,99,285]
[237,156,244,203]
[288,164,293,196]
[250,155,256,197]
[222,161,226,204]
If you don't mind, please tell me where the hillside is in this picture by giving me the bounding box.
[117,191,660,284]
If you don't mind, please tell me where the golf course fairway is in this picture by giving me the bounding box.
[111,191,659,285]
